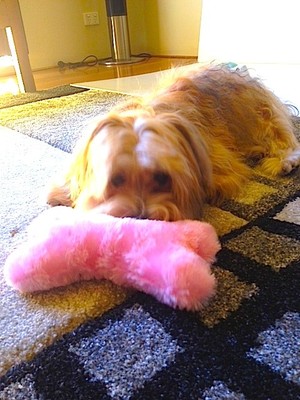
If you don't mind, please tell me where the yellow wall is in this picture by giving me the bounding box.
[144,0,201,56]
[19,0,201,70]
[19,0,115,69]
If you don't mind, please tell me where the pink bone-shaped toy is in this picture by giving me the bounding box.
[4,206,220,311]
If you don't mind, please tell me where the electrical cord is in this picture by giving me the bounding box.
[57,53,151,69]
[132,53,151,59]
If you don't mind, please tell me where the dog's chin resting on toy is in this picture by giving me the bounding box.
[47,64,300,220]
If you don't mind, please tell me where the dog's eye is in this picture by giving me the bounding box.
[111,174,126,188]
[153,172,171,188]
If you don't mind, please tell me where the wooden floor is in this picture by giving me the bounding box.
[1,56,196,93]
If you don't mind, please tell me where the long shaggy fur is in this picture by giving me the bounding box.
[47,64,300,220]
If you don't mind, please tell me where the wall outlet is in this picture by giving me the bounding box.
[83,12,99,26]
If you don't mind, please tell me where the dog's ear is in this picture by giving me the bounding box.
[64,116,109,203]
[153,112,214,218]
[159,112,213,188]
[48,115,122,207]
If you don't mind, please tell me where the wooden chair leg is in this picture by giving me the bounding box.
[0,0,36,92]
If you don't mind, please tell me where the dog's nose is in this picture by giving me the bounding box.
[125,215,148,220]
[136,214,148,220]
[127,211,148,220]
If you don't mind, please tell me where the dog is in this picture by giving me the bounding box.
[47,64,300,221]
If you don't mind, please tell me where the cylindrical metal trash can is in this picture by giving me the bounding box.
[102,0,144,65]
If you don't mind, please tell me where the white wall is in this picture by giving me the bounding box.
[198,0,300,64]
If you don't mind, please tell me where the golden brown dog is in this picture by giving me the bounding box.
[47,65,300,220]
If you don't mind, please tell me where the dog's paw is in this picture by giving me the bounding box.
[282,148,300,175]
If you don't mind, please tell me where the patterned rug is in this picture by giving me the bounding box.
[0,88,299,400]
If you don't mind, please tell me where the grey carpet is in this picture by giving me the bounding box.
[0,88,299,400]
[0,85,86,109]
[0,89,130,153]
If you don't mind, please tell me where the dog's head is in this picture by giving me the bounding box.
[63,108,212,221]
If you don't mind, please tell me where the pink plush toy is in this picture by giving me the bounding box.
[4,207,220,311]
